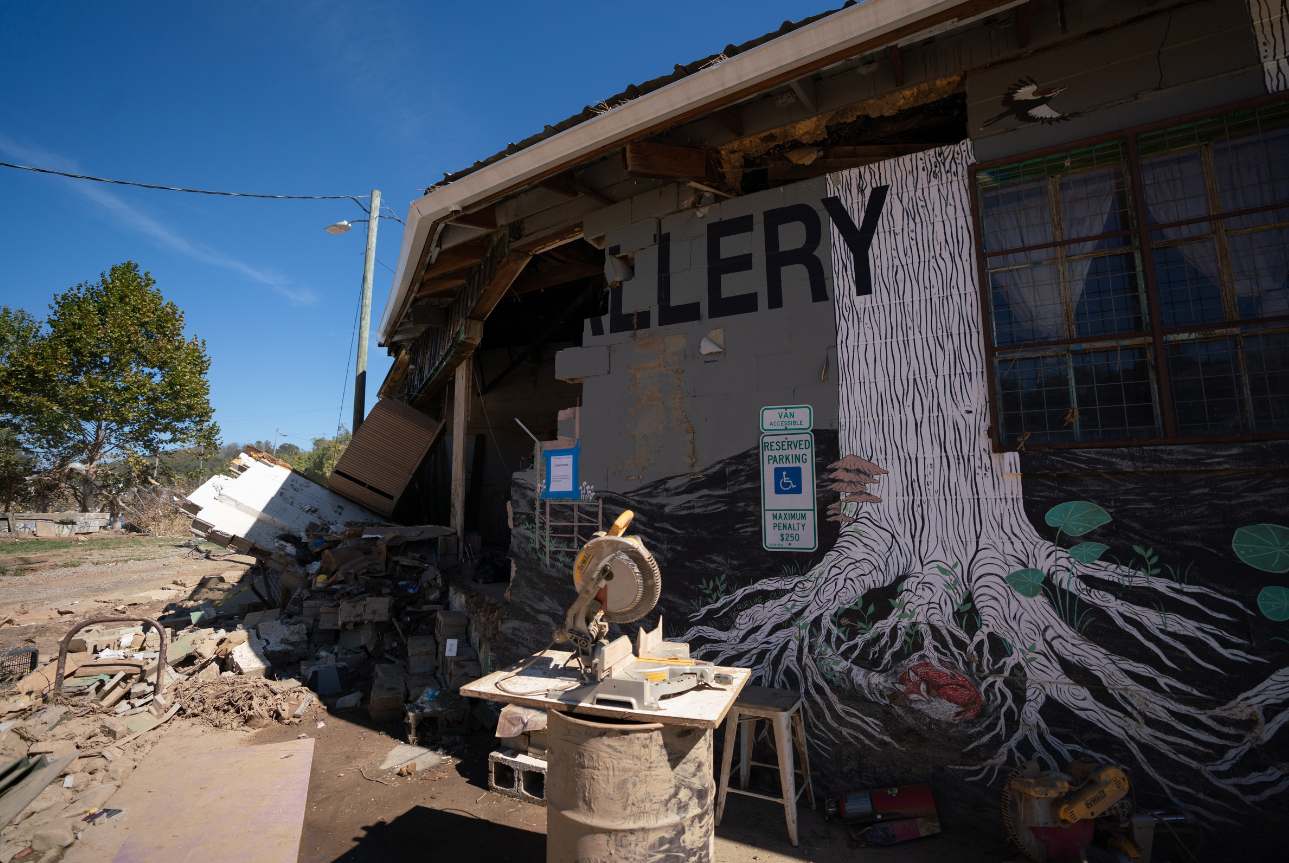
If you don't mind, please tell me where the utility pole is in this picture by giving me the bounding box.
[354,188,380,433]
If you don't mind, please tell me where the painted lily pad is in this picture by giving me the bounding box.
[1006,568,1046,598]
[1233,524,1289,574]
[1067,542,1108,564]
[1044,501,1111,537]
[1257,586,1289,622]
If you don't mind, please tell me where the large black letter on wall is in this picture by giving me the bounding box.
[822,187,888,297]
[764,203,827,308]
[656,232,699,326]
[706,214,758,318]
[608,282,651,334]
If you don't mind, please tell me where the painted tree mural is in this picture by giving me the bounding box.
[684,142,1289,817]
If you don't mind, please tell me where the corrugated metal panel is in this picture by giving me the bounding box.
[328,399,443,517]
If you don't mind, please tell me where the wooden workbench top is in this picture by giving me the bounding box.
[460,649,751,729]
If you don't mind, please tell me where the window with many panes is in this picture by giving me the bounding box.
[974,99,1289,449]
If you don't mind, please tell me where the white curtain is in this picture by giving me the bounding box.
[1059,168,1120,319]
[982,180,1064,343]
[1141,151,1224,306]
[1214,131,1289,317]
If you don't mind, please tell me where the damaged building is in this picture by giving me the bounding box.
[359,0,1289,851]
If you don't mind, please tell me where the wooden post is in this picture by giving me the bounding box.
[354,189,380,432]
[450,358,471,554]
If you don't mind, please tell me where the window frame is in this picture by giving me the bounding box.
[970,92,1289,452]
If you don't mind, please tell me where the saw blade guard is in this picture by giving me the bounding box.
[570,509,661,624]
[572,532,661,623]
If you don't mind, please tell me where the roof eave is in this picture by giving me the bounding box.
[379,0,1004,344]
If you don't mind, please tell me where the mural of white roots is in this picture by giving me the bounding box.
[684,141,1289,819]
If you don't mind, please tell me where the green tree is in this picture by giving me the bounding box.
[0,309,39,512]
[0,428,34,513]
[285,430,350,484]
[0,307,39,365]
[275,442,302,459]
[0,262,218,511]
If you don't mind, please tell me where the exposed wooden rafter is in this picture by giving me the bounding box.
[624,140,711,181]
[788,77,818,113]
[539,171,616,206]
[419,236,491,284]
[512,257,602,295]
[404,231,532,406]
[449,207,498,230]
[888,44,904,86]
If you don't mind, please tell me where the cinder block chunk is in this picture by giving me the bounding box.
[555,345,610,382]
[605,218,659,255]
[488,749,547,805]
[230,639,270,677]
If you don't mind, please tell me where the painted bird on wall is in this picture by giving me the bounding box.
[983,77,1075,127]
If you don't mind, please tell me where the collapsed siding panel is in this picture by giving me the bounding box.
[328,399,443,517]
[185,450,379,555]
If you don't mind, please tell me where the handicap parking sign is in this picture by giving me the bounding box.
[773,466,803,495]
[759,426,816,552]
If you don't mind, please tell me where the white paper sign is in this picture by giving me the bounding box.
[445,638,459,658]
[548,454,575,493]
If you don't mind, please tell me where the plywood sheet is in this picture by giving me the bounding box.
[461,649,750,729]
[65,731,314,863]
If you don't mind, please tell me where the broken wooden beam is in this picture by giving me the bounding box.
[624,140,711,180]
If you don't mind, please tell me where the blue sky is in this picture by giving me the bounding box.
[0,1,827,448]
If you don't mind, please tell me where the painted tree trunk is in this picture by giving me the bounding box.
[1249,0,1289,92]
[685,141,1289,818]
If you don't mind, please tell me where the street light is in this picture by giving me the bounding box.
[326,191,383,433]
[326,196,406,432]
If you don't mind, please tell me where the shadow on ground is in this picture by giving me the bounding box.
[334,805,544,863]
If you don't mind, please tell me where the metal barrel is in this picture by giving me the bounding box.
[546,711,714,863]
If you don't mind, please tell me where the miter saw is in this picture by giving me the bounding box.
[553,509,733,711]
[1003,760,1143,862]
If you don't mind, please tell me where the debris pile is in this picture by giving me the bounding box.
[174,677,316,730]
[0,693,168,860]
[179,450,507,738]
[171,517,501,740]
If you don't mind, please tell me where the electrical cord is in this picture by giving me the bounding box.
[493,640,583,697]
[333,273,363,438]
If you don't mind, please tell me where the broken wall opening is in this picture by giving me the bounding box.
[402,263,601,562]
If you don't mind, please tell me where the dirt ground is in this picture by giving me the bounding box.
[254,711,1004,863]
[0,533,251,655]
[65,710,1002,863]
[4,535,1006,862]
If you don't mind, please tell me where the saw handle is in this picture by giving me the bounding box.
[607,509,634,536]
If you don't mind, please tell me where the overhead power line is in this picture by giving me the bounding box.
[0,159,369,208]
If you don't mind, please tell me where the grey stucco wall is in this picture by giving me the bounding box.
[561,178,841,492]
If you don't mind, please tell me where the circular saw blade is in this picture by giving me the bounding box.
[572,535,661,623]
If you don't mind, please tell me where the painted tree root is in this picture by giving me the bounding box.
[684,142,1289,819]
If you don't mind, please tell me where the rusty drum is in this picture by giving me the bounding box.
[546,711,714,863]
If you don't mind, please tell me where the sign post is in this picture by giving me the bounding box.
[760,406,817,551]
